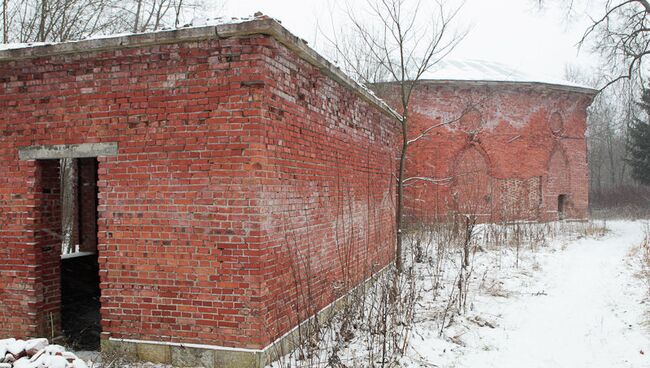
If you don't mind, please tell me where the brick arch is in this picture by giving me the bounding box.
[459,107,482,132]
[452,146,491,216]
[547,145,570,193]
[549,111,564,134]
[546,145,571,217]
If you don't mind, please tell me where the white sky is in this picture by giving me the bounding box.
[216,0,601,80]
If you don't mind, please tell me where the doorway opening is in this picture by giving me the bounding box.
[558,194,567,220]
[59,157,101,350]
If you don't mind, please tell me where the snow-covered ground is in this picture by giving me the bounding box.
[404,220,650,368]
[269,220,650,367]
[5,220,648,368]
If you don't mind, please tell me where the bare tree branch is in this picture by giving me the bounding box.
[327,0,466,271]
[402,176,453,185]
[539,0,650,89]
[1,0,214,44]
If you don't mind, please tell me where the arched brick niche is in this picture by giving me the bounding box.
[549,111,564,134]
[546,146,571,219]
[452,147,491,217]
[458,107,482,132]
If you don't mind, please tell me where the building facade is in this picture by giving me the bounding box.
[375,64,595,223]
[0,18,400,367]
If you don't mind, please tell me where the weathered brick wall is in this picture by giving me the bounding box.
[34,160,64,337]
[0,35,272,347]
[255,38,400,346]
[0,158,62,338]
[0,31,399,351]
[375,82,592,223]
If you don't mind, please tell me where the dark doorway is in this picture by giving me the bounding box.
[60,157,101,350]
[558,194,567,220]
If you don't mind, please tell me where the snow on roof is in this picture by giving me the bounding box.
[0,14,402,121]
[0,14,264,52]
[0,42,50,51]
[421,59,595,93]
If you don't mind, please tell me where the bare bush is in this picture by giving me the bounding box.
[590,184,650,219]
[634,222,650,290]
[271,216,612,366]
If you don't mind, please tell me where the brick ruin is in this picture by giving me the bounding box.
[0,16,595,368]
[0,19,400,367]
[375,81,595,223]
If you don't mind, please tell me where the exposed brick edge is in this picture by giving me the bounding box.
[376,79,598,96]
[104,263,393,367]
[0,19,402,123]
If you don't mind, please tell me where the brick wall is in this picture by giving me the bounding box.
[0,31,399,350]
[34,160,63,337]
[375,82,592,223]
[0,35,265,347]
[255,38,399,345]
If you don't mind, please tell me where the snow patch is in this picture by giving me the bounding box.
[422,59,593,91]
[0,339,93,368]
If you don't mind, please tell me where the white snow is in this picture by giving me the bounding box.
[0,339,93,368]
[422,59,593,90]
[0,43,51,51]
[266,220,650,367]
[0,14,265,52]
[3,221,649,368]
[403,220,650,368]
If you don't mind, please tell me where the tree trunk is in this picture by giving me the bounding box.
[2,0,7,43]
[133,0,142,33]
[395,117,407,272]
[608,139,616,187]
[60,158,79,254]
[39,0,47,42]
[175,0,183,27]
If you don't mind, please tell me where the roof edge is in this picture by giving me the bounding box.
[413,79,598,95]
[0,19,403,122]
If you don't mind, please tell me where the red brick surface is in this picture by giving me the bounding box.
[0,34,399,349]
[375,82,593,223]
[256,37,399,345]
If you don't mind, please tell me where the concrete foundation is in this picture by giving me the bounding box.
[101,263,390,367]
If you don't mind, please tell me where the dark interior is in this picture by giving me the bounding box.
[558,194,567,220]
[61,253,101,350]
[60,157,101,350]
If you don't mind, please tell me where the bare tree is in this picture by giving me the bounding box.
[1,0,211,44]
[7,0,118,43]
[537,0,650,89]
[112,0,206,34]
[329,0,466,272]
[566,64,638,190]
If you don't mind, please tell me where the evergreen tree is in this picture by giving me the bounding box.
[627,88,650,185]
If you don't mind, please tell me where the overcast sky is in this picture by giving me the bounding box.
[217,0,601,81]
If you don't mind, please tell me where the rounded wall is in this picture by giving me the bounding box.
[375,82,592,223]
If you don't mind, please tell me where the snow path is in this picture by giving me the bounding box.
[410,221,650,368]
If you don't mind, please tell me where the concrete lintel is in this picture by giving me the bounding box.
[19,142,118,160]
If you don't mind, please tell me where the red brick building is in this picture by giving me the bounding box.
[376,60,596,223]
[0,18,400,367]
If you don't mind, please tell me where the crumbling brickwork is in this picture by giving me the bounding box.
[375,82,594,223]
[256,37,398,345]
[0,20,400,355]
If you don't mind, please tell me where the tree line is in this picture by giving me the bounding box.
[0,0,207,44]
